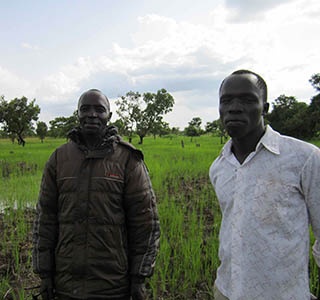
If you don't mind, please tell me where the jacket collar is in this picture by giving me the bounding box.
[67,126,120,157]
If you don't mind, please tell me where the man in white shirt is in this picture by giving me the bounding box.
[209,70,320,300]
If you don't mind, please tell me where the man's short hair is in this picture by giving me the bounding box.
[220,69,268,103]
[78,89,110,110]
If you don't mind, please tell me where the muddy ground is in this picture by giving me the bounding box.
[0,209,40,299]
[0,177,216,299]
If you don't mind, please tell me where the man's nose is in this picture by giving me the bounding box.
[228,99,243,114]
[88,109,97,117]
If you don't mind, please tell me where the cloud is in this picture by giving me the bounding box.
[34,14,229,105]
[21,42,40,51]
[4,0,319,129]
[163,90,220,129]
[0,66,32,99]
[224,0,295,22]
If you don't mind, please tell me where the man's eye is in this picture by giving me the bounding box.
[96,107,106,113]
[80,106,89,112]
[240,96,256,103]
[220,98,231,103]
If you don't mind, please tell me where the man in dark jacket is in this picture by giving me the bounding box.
[32,89,160,300]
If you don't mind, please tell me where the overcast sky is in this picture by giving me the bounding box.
[1,0,320,129]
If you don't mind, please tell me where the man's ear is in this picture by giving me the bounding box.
[263,102,269,116]
[108,112,112,122]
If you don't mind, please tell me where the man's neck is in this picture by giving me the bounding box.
[81,129,106,150]
[83,135,101,150]
[231,126,266,164]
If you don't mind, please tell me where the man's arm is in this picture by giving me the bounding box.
[302,148,320,268]
[32,151,59,279]
[123,155,160,281]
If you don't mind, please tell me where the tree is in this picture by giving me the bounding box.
[115,91,141,142]
[205,120,218,134]
[308,94,320,137]
[0,129,9,139]
[266,95,312,139]
[110,119,128,137]
[265,95,297,134]
[158,121,171,137]
[308,73,320,137]
[49,111,79,138]
[36,121,48,143]
[309,73,320,92]
[116,89,174,144]
[184,117,203,139]
[171,127,181,135]
[284,102,310,138]
[205,119,227,143]
[184,125,199,139]
[189,117,202,129]
[0,96,40,146]
[150,120,170,138]
[136,90,174,144]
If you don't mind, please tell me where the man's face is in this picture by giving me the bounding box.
[78,91,111,136]
[219,74,268,139]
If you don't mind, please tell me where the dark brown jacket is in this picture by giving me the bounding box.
[32,127,160,299]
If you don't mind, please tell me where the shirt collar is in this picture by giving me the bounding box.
[221,125,280,158]
[258,125,280,155]
[220,139,233,159]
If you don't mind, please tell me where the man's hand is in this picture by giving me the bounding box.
[131,282,147,300]
[40,277,55,300]
[131,276,147,300]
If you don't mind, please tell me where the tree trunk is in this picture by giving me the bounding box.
[138,135,144,144]
[17,134,25,147]
[129,137,132,143]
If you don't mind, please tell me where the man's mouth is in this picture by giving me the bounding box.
[84,122,100,128]
[225,120,246,126]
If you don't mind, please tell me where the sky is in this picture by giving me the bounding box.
[1,0,320,129]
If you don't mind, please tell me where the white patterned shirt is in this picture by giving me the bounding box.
[209,126,320,300]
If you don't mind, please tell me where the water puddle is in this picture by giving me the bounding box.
[0,200,35,213]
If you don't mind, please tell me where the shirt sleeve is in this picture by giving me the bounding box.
[301,148,320,267]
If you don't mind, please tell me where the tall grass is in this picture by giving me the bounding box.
[0,135,319,299]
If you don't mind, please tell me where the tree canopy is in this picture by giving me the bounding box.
[36,121,48,143]
[1,73,320,144]
[0,96,40,146]
[308,94,320,137]
[205,119,227,144]
[116,89,174,144]
[265,81,320,139]
[48,111,79,138]
[115,91,141,142]
[184,117,203,138]
[309,73,320,92]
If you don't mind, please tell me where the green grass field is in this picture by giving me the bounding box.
[0,135,319,299]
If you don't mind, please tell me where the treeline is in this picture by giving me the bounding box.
[0,74,319,146]
[0,89,176,146]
